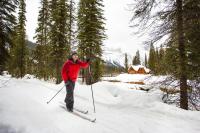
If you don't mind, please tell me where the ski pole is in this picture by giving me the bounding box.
[47,85,65,104]
[89,65,96,113]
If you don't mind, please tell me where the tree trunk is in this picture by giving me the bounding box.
[176,0,188,110]
[56,60,60,84]
[69,0,72,47]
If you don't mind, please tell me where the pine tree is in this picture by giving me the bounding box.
[158,45,166,75]
[93,58,103,82]
[132,50,141,65]
[184,0,200,80]
[132,56,137,65]
[163,0,200,109]
[131,0,190,109]
[148,44,156,72]
[164,43,179,76]
[34,0,50,80]
[154,47,160,74]
[0,0,18,74]
[152,45,167,75]
[49,0,70,84]
[77,0,106,84]
[159,45,165,60]
[144,53,148,67]
[11,0,27,78]
[124,53,128,72]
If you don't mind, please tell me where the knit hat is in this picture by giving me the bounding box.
[71,51,78,56]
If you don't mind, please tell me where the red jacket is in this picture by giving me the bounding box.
[61,59,89,82]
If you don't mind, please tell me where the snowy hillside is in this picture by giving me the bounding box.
[102,47,132,67]
[0,74,200,133]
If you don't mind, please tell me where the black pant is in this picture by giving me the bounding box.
[64,80,75,110]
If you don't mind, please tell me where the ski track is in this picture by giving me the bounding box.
[0,76,200,133]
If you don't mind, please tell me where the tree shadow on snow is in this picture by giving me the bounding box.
[0,123,25,133]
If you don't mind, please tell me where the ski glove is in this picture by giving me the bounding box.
[86,58,90,63]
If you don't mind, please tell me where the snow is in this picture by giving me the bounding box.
[103,73,152,83]
[103,73,172,85]
[0,74,200,133]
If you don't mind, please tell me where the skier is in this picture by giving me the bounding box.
[61,52,90,112]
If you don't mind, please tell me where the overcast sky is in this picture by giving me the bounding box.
[26,0,148,58]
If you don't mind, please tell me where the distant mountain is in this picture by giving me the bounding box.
[102,47,132,68]
[25,42,131,69]
[26,40,36,50]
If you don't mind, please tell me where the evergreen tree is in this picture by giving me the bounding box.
[11,0,27,78]
[49,0,70,84]
[158,45,166,75]
[0,0,18,74]
[34,0,50,80]
[154,47,160,74]
[153,45,167,75]
[148,44,156,72]
[144,53,148,67]
[163,0,200,109]
[159,45,165,60]
[92,58,103,82]
[184,0,200,80]
[132,50,140,65]
[77,0,106,84]
[124,53,128,72]
[147,45,166,75]
[164,43,179,76]
[132,56,137,65]
[137,50,141,65]
[131,0,192,109]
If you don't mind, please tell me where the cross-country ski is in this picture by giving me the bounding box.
[59,102,88,114]
[60,105,96,123]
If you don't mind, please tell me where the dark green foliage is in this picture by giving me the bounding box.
[164,43,179,76]
[163,0,200,80]
[124,53,128,72]
[184,0,200,80]
[35,0,49,46]
[148,43,156,72]
[33,0,76,82]
[147,44,167,75]
[49,0,70,84]
[131,0,195,109]
[77,0,106,84]
[10,0,27,78]
[154,45,167,75]
[0,0,18,74]
[34,0,50,80]
[144,53,148,67]
[92,58,103,83]
[132,50,141,65]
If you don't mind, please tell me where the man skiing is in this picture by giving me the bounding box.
[61,52,90,112]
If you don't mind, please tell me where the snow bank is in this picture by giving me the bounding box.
[103,73,176,86]
[0,75,200,133]
[103,73,151,82]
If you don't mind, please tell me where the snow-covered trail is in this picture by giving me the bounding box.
[0,75,200,133]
